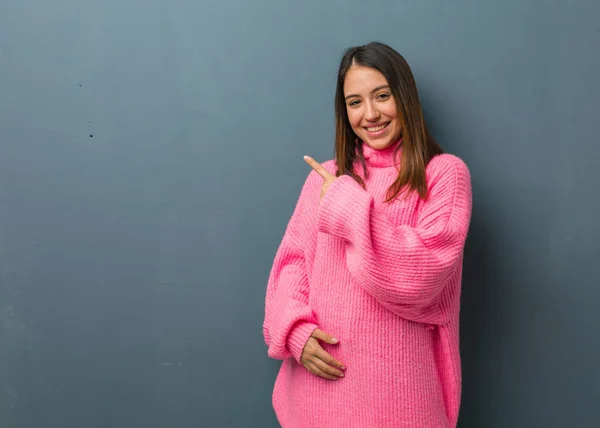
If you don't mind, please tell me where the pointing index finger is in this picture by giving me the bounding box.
[304,155,330,179]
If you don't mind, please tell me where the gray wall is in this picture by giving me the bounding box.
[1,0,598,427]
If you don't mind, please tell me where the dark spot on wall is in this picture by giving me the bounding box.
[89,134,93,138]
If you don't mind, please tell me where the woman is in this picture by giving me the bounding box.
[263,41,472,428]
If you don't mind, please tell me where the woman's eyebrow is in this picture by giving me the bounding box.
[344,85,391,100]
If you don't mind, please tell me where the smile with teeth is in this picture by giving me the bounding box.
[365,123,389,132]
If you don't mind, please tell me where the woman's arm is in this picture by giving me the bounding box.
[263,172,320,362]
[317,155,472,325]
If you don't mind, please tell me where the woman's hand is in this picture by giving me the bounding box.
[304,156,337,202]
[300,328,346,380]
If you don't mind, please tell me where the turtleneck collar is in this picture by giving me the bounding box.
[359,138,403,168]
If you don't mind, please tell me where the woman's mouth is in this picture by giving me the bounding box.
[364,122,390,136]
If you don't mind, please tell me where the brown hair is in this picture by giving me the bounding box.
[334,42,443,201]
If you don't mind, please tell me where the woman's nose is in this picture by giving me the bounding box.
[364,102,380,121]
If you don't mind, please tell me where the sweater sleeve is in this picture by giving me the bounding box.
[263,172,320,362]
[317,156,472,325]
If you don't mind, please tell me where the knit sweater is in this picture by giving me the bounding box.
[263,140,472,428]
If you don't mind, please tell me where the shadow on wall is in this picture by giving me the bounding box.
[458,194,500,427]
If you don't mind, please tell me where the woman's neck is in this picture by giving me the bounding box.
[360,138,403,168]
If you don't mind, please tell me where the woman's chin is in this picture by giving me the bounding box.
[363,138,395,150]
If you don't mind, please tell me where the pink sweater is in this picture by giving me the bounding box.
[263,140,472,427]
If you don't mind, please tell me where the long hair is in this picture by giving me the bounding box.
[334,42,443,201]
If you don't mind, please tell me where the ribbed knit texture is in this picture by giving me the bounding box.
[263,140,472,428]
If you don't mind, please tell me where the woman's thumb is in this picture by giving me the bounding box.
[311,328,339,345]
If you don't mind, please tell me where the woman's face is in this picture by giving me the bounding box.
[343,65,402,150]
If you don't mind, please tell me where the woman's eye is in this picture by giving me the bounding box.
[348,100,360,107]
[377,93,390,100]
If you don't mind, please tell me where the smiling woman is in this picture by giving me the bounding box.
[263,42,473,428]
[343,71,401,149]
[334,42,445,202]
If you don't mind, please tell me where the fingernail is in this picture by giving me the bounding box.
[303,155,308,159]
[341,366,346,370]
[339,373,344,377]
[331,337,338,343]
